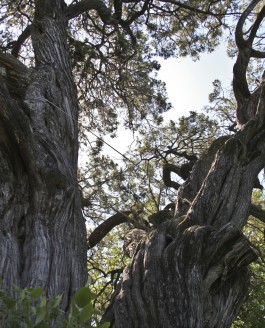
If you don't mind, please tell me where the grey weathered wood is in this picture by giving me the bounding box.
[0,0,87,309]
[102,4,265,322]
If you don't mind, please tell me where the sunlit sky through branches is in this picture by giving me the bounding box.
[100,45,234,161]
[159,45,234,121]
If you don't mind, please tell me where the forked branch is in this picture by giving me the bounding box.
[233,0,265,125]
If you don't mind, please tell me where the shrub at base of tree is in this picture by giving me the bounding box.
[0,281,109,328]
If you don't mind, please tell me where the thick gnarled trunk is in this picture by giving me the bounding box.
[0,0,264,326]
[0,0,87,309]
[103,62,265,328]
[104,223,256,328]
[103,133,262,327]
[103,130,262,327]
[102,3,265,326]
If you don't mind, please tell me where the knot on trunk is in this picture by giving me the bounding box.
[123,228,147,258]
[147,209,174,226]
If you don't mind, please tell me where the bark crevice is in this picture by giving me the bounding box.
[0,0,87,308]
[103,221,257,328]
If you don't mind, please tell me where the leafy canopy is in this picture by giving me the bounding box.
[0,0,241,135]
[1,0,264,325]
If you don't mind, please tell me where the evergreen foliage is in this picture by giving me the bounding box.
[0,281,109,328]
[0,0,264,326]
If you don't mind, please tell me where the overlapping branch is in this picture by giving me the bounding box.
[87,210,148,248]
[233,0,265,125]
[66,0,118,24]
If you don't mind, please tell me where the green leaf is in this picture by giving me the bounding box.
[85,277,92,287]
[20,288,26,301]
[51,295,62,308]
[99,322,110,328]
[22,298,30,314]
[34,324,49,328]
[28,287,44,299]
[40,295,47,307]
[2,297,16,308]
[35,306,46,324]
[0,290,5,297]
[78,303,93,323]
[74,287,96,308]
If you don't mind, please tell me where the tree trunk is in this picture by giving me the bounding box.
[0,0,263,325]
[101,3,265,324]
[0,0,87,309]
[102,89,265,328]
[102,3,265,326]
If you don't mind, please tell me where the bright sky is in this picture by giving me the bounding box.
[102,45,235,159]
[158,45,234,121]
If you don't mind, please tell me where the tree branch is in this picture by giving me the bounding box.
[248,4,265,45]
[160,0,227,17]
[125,0,150,26]
[250,48,265,58]
[165,148,197,162]
[163,148,198,188]
[233,0,262,124]
[66,0,118,24]
[10,25,32,58]
[235,0,260,49]
[0,51,30,100]
[113,0,123,20]
[0,51,29,73]
[250,203,265,224]
[87,210,148,248]
[88,211,131,248]
[163,163,181,190]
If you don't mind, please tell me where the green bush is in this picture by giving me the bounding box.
[0,281,109,328]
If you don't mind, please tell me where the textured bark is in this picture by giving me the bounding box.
[102,4,265,326]
[0,0,87,309]
[102,127,264,327]
[103,222,257,328]
[0,0,264,326]
[103,122,262,327]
